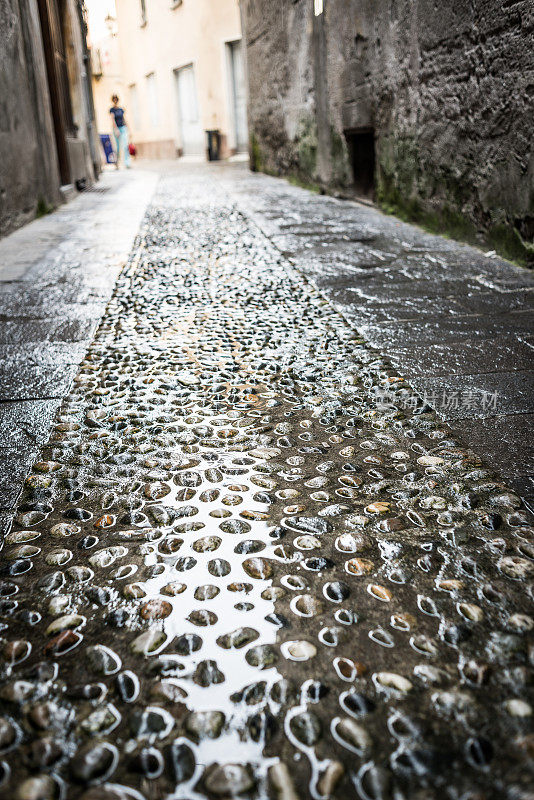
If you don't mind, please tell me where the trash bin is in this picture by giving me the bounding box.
[100,134,116,164]
[206,130,221,161]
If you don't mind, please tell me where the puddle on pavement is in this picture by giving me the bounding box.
[0,174,532,800]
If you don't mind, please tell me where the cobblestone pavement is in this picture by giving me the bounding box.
[216,165,534,508]
[0,171,533,800]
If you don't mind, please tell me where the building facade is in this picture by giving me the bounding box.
[106,0,247,160]
[241,0,534,265]
[90,15,125,138]
[0,0,100,238]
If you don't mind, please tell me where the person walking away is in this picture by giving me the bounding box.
[110,95,131,169]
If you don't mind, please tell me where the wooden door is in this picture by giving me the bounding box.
[37,0,74,184]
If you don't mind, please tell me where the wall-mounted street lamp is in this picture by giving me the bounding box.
[314,0,324,15]
[104,14,117,37]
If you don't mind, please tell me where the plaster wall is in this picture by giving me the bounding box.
[114,0,244,158]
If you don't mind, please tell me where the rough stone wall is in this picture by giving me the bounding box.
[0,0,62,237]
[241,0,534,264]
[242,0,314,176]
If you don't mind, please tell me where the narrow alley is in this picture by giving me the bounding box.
[0,164,533,800]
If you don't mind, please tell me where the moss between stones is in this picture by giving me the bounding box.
[36,196,54,218]
[378,186,533,268]
[290,121,350,192]
[488,224,534,267]
[377,167,533,268]
[249,133,261,173]
[287,175,322,194]
[252,125,534,269]
[296,118,318,179]
[330,128,350,187]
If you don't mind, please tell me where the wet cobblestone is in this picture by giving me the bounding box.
[0,173,533,799]
[217,164,534,500]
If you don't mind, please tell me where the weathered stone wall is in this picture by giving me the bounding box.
[240,0,315,176]
[0,0,61,237]
[0,0,100,239]
[241,0,534,265]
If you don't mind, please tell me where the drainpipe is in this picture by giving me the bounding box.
[312,0,330,186]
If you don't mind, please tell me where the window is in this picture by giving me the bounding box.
[146,72,159,127]
[129,83,141,129]
[140,0,147,25]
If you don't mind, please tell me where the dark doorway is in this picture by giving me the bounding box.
[344,128,375,199]
[37,0,74,185]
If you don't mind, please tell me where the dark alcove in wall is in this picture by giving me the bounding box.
[344,128,376,199]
